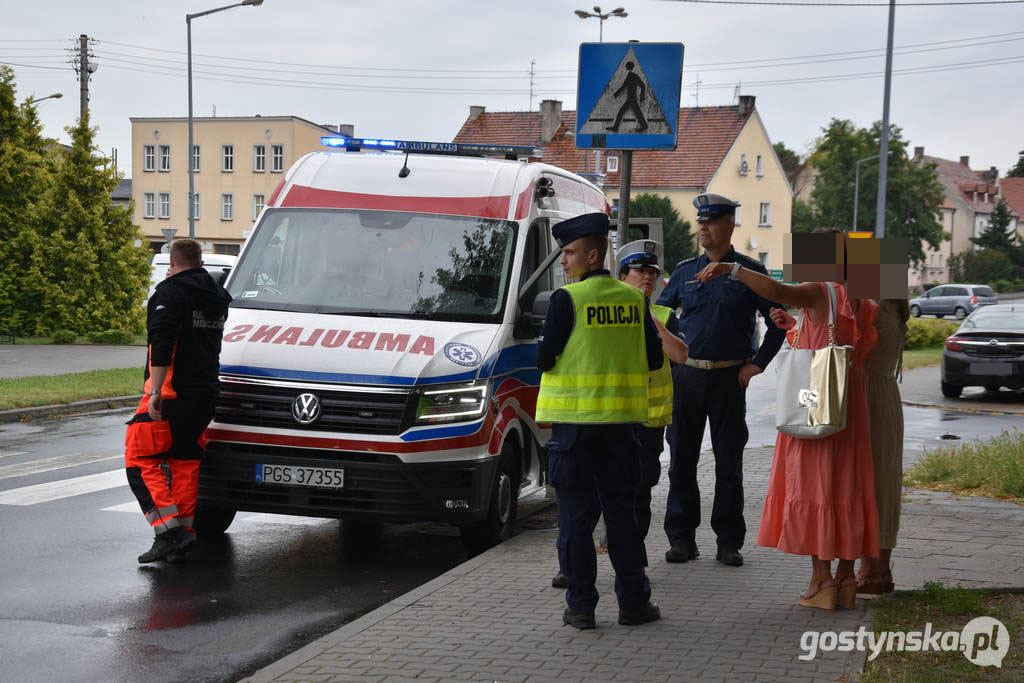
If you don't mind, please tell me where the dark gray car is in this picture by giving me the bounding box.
[909,284,998,320]
[941,303,1024,397]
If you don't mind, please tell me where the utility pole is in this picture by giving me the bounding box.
[874,0,896,238]
[72,34,95,122]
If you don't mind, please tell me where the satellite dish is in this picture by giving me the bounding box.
[749,235,758,249]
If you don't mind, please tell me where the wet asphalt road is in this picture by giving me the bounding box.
[1,370,1021,682]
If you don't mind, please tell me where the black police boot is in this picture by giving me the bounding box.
[551,572,568,589]
[137,528,179,564]
[618,601,661,626]
[716,547,744,567]
[562,607,596,630]
[665,539,699,563]
[166,529,197,563]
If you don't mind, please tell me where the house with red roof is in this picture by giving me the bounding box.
[912,148,1020,289]
[453,95,793,271]
[998,176,1024,240]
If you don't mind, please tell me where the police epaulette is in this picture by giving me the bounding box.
[675,256,698,269]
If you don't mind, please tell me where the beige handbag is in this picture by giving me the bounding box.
[775,283,853,439]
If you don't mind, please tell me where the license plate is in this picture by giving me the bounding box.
[969,362,1013,376]
[255,464,345,489]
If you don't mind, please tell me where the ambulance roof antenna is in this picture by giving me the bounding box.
[398,151,411,178]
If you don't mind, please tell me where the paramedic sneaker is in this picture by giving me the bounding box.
[166,529,197,563]
[137,529,180,564]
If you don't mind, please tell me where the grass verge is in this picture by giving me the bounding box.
[6,335,146,345]
[905,429,1024,503]
[860,582,1023,682]
[901,346,944,371]
[0,367,143,411]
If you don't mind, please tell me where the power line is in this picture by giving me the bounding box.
[669,0,1024,5]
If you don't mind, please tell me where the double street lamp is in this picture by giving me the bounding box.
[574,6,627,42]
[187,0,264,239]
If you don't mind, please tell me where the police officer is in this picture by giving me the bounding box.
[537,213,662,629]
[616,240,689,546]
[657,193,785,567]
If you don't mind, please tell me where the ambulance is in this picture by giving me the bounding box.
[195,137,611,552]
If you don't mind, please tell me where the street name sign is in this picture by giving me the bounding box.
[576,42,683,151]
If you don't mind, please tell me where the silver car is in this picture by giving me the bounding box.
[909,284,998,320]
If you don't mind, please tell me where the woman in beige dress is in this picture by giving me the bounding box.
[857,299,909,593]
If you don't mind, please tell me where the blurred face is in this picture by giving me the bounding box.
[621,265,659,298]
[560,240,599,280]
[697,215,734,251]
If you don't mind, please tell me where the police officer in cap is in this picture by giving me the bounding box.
[657,193,785,567]
[536,213,663,629]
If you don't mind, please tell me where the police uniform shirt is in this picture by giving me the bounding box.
[536,269,663,373]
[656,248,784,369]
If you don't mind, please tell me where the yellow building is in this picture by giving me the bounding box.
[453,96,793,270]
[130,116,342,254]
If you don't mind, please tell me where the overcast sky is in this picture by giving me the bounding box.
[4,0,1022,179]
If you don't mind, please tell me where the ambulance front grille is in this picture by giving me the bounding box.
[215,378,414,435]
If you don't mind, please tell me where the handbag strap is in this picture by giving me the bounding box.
[791,282,838,349]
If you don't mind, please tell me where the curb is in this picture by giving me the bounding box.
[0,395,140,424]
[901,399,1024,417]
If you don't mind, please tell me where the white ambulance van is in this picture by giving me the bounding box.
[195,137,610,552]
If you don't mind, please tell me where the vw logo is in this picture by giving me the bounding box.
[291,393,322,425]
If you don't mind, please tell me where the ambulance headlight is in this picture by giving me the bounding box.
[414,380,489,424]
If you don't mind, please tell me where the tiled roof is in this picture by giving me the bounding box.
[998,177,1024,219]
[922,155,998,215]
[453,105,753,189]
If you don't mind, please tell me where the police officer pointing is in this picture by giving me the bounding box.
[657,193,785,567]
[536,213,663,629]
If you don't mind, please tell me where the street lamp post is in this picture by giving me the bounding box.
[574,6,627,42]
[853,151,891,232]
[187,0,264,239]
[26,93,63,105]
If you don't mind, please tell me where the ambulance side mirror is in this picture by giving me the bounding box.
[514,290,552,339]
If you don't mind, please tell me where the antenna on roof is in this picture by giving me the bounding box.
[733,81,741,103]
[691,74,702,109]
[529,59,536,111]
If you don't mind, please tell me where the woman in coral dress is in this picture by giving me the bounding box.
[695,264,879,610]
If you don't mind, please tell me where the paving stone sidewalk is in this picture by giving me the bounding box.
[246,439,1024,683]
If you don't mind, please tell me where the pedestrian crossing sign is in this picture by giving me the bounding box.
[576,42,684,151]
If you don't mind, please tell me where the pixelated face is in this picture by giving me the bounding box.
[620,265,659,298]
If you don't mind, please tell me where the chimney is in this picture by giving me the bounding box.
[339,124,354,137]
[737,95,756,116]
[540,99,562,144]
[960,155,970,167]
[913,146,924,159]
[469,105,485,120]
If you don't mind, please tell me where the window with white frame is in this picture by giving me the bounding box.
[192,145,200,172]
[221,144,234,172]
[758,201,772,227]
[271,144,284,172]
[758,251,769,267]
[221,193,234,220]
[158,192,170,219]
[158,145,171,172]
[607,155,619,173]
[734,205,742,225]
[143,192,155,218]
[252,193,265,220]
[740,152,749,175]
[253,144,266,173]
[192,193,200,220]
[143,145,155,172]
[755,154,764,177]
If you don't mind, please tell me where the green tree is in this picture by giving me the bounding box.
[791,198,817,234]
[948,248,1014,284]
[1008,150,1024,178]
[772,141,801,175]
[0,66,54,333]
[971,199,1017,251]
[806,118,945,266]
[628,193,695,270]
[23,114,151,335]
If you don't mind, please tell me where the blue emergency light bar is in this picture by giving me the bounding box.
[320,136,541,159]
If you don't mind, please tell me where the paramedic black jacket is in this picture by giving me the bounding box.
[146,267,232,398]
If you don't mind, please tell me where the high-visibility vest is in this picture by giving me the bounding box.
[645,304,675,427]
[536,276,650,423]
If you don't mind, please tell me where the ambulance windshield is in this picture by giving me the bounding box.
[228,208,518,322]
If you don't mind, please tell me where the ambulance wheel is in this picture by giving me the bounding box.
[194,504,236,536]
[460,442,520,555]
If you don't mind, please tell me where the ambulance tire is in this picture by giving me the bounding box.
[193,504,236,536]
[460,442,521,556]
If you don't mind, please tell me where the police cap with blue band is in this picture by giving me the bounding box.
[552,212,611,247]
[693,192,741,222]
[616,239,663,274]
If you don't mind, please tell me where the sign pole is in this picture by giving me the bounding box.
[617,150,632,249]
